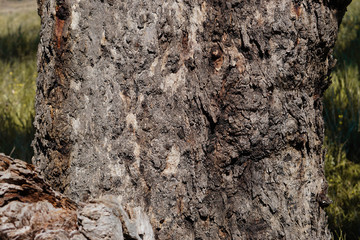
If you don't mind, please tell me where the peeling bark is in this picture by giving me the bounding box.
[0,154,154,240]
[33,0,351,239]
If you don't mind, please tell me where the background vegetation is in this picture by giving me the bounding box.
[0,5,39,162]
[0,0,359,239]
[323,0,360,239]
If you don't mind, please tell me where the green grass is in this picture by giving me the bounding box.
[0,10,39,162]
[324,66,360,163]
[323,0,360,239]
[335,0,360,69]
[325,143,360,240]
[323,67,360,240]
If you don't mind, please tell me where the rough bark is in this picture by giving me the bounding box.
[33,0,350,239]
[0,154,153,239]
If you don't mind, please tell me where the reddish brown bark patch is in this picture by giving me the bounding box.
[0,154,77,210]
[54,1,70,51]
[210,45,224,71]
[292,3,302,18]
[55,17,65,49]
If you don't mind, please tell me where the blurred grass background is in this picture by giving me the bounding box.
[323,0,360,239]
[0,1,39,162]
[0,0,359,239]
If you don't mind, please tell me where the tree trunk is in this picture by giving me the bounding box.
[33,0,350,239]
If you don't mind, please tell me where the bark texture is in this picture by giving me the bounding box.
[0,154,154,240]
[33,0,350,239]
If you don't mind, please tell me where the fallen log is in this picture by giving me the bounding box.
[0,154,153,240]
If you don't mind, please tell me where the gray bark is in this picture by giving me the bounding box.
[0,154,153,239]
[33,0,350,239]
